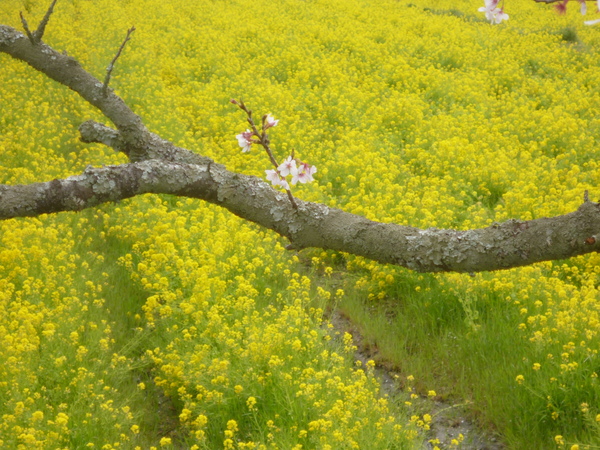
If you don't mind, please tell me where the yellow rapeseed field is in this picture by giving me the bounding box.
[3,0,600,448]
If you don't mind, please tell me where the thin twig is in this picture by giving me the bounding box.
[102,26,136,96]
[236,101,298,209]
[19,12,35,45]
[34,0,58,42]
[239,103,279,167]
[285,190,298,208]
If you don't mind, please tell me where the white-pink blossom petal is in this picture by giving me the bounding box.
[492,10,509,24]
[279,178,290,190]
[277,156,296,177]
[291,162,317,185]
[236,129,253,153]
[264,114,279,130]
[265,169,290,190]
[478,0,508,24]
[266,169,281,185]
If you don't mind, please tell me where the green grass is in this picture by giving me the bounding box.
[334,269,563,448]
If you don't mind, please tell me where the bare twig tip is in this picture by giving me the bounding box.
[19,12,36,44]
[102,26,136,96]
[34,0,58,43]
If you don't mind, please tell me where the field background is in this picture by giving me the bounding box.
[2,0,600,448]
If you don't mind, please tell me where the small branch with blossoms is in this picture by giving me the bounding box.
[479,0,509,24]
[480,0,600,25]
[231,99,317,210]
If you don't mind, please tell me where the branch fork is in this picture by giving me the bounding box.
[19,0,57,45]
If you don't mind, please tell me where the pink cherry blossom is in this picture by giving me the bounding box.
[478,0,498,14]
[236,129,254,153]
[492,8,509,24]
[478,0,498,20]
[291,162,317,185]
[277,156,296,177]
[265,169,279,184]
[478,0,508,24]
[265,169,290,190]
[264,114,279,130]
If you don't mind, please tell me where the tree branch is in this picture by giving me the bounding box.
[0,24,150,155]
[2,13,599,274]
[77,120,212,165]
[0,162,599,273]
[78,120,126,151]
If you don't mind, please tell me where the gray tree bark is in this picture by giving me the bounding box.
[1,22,599,273]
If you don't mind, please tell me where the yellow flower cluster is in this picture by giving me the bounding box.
[0,216,142,448]
[4,0,600,447]
[110,196,418,447]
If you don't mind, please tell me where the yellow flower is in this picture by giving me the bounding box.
[55,412,69,426]
[179,409,192,422]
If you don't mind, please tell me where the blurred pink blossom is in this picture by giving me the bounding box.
[266,169,290,190]
[236,129,254,153]
[291,162,317,185]
[478,0,508,24]
[264,114,279,130]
